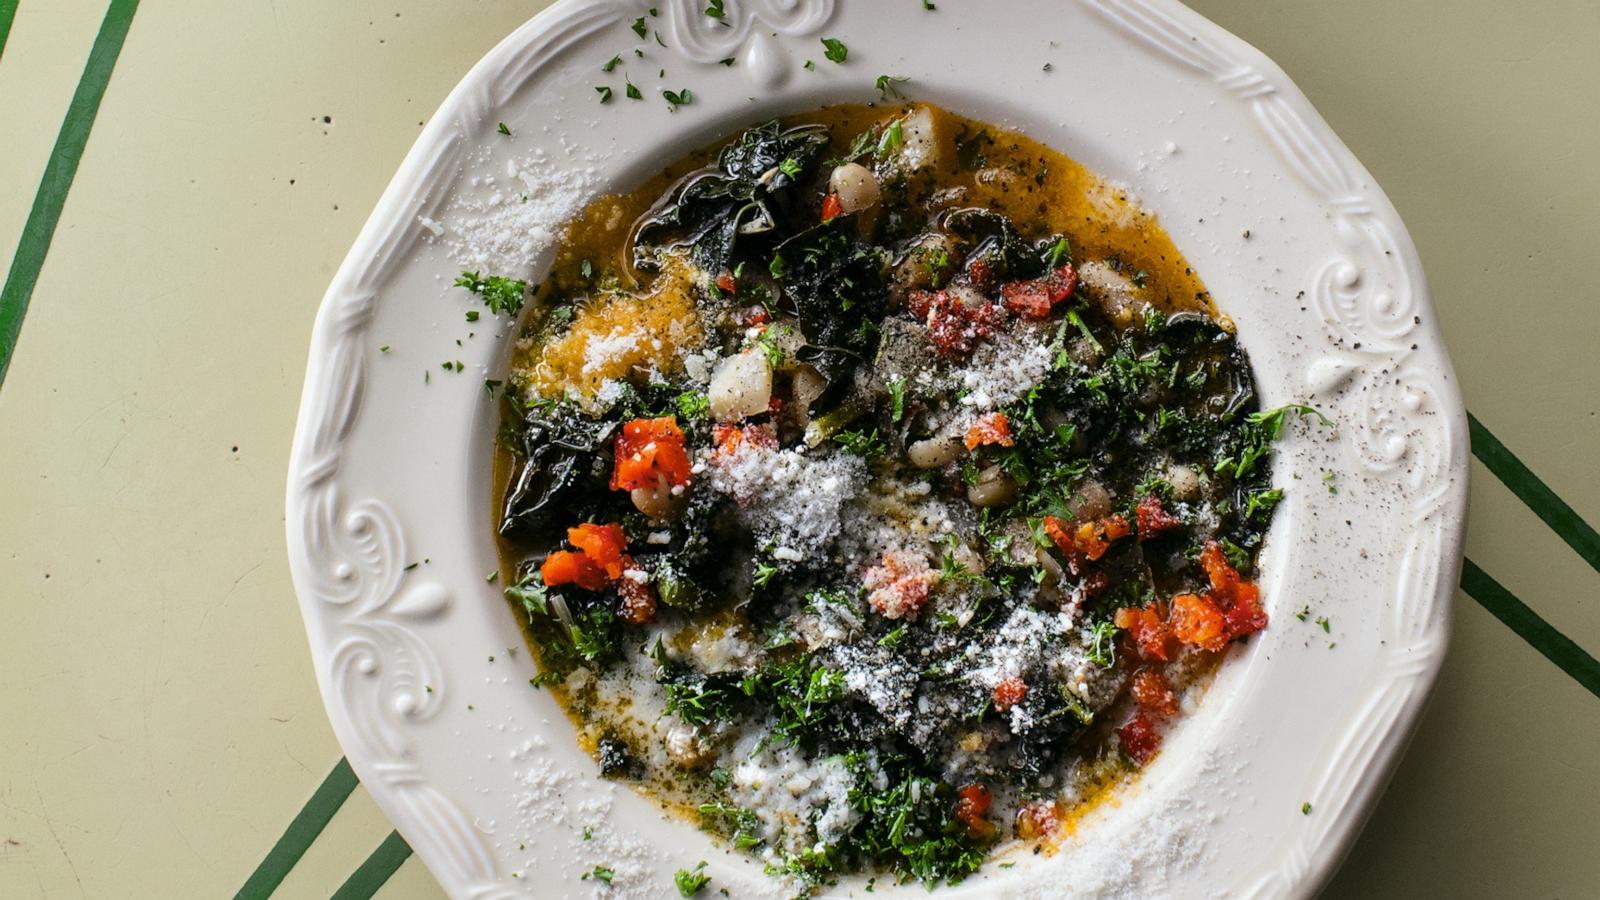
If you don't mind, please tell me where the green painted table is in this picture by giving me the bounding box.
[1,1,1595,897]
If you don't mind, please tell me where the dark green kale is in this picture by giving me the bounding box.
[632,121,831,274]
[498,405,617,539]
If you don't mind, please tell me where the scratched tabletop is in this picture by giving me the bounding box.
[1,1,1595,898]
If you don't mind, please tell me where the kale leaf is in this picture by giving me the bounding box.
[632,121,830,274]
[498,406,617,539]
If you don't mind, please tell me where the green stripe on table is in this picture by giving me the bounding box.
[1462,557,1600,699]
[0,0,19,62]
[0,0,138,389]
[1470,413,1600,579]
[234,757,361,900]
[332,831,414,900]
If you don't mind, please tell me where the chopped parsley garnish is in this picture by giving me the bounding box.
[582,865,615,884]
[704,0,725,18]
[631,16,648,38]
[675,861,712,896]
[596,85,614,103]
[497,121,511,136]
[663,88,693,111]
[602,54,623,72]
[821,37,848,63]
[833,427,885,458]
[889,378,906,421]
[625,78,642,100]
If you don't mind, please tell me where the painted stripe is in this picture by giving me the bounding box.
[1470,413,1600,578]
[332,831,414,900]
[1462,558,1600,699]
[233,757,361,900]
[0,0,137,389]
[0,0,19,62]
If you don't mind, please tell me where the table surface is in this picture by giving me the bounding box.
[2,1,1596,898]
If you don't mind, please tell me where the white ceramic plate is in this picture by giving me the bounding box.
[286,1,1467,897]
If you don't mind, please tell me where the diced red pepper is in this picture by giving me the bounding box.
[617,572,658,625]
[540,549,608,592]
[1135,495,1183,539]
[1115,603,1172,662]
[1000,264,1077,318]
[1045,513,1132,567]
[863,550,935,620]
[964,412,1014,450]
[1169,592,1227,652]
[1198,541,1269,641]
[1015,799,1064,840]
[567,523,628,580]
[966,258,996,290]
[908,289,1006,359]
[954,784,995,839]
[712,422,777,456]
[992,676,1028,712]
[1130,668,1180,718]
[744,305,770,327]
[821,193,843,222]
[1118,712,1162,766]
[714,271,737,294]
[610,417,692,492]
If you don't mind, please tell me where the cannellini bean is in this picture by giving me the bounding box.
[707,350,772,421]
[789,364,829,424]
[1166,463,1202,501]
[828,163,881,214]
[1066,479,1111,520]
[890,233,959,297]
[631,479,684,521]
[896,106,940,171]
[908,433,963,469]
[1076,260,1144,328]
[967,465,1017,508]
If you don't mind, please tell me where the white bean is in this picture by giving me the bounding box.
[631,479,684,521]
[707,350,773,421]
[1066,479,1111,520]
[967,465,1017,508]
[895,106,940,171]
[828,163,881,215]
[908,433,963,469]
[1076,260,1144,328]
[788,364,828,426]
[1166,463,1202,501]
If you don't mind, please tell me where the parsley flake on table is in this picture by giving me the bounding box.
[454,271,527,316]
